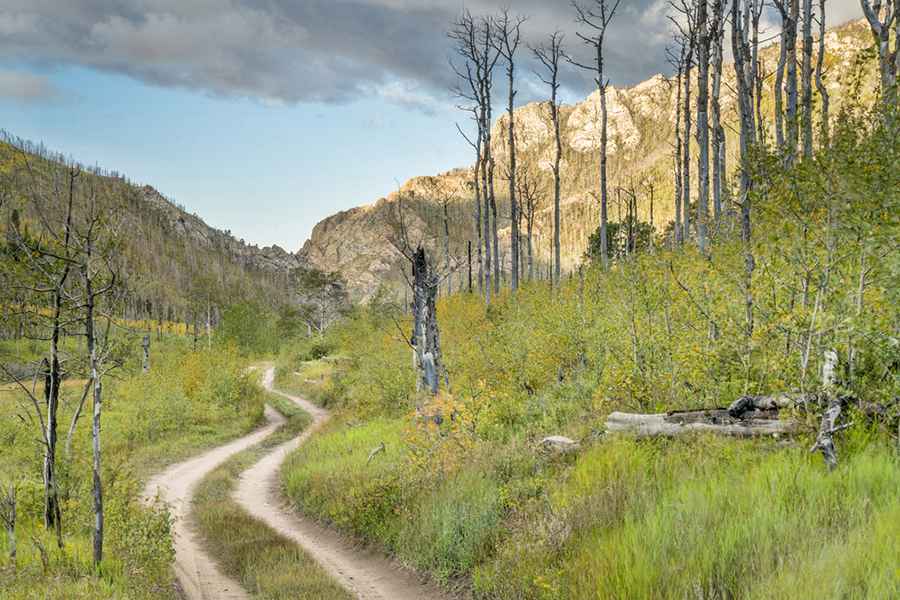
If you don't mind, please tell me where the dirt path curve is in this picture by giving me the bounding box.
[142,404,286,600]
[234,367,453,600]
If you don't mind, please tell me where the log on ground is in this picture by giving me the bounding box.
[606,409,798,438]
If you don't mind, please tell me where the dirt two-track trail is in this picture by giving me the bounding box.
[143,367,451,600]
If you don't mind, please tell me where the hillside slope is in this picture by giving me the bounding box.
[301,19,876,302]
[0,136,304,326]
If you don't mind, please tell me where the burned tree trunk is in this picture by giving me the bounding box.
[673,45,685,245]
[411,247,445,395]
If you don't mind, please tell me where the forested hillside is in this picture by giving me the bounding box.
[0,134,302,333]
[302,18,877,301]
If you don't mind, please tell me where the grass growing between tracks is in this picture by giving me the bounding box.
[191,390,352,600]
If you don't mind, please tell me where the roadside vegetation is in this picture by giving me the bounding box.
[0,337,265,599]
[279,106,899,598]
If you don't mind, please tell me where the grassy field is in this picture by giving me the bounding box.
[0,337,265,599]
[192,390,352,600]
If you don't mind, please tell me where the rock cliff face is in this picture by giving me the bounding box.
[139,185,304,274]
[300,20,874,302]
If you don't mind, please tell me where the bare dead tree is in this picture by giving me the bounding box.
[732,0,758,344]
[5,155,83,549]
[695,0,711,254]
[668,43,686,245]
[774,1,789,149]
[751,0,766,145]
[532,31,565,286]
[815,0,831,147]
[860,0,898,106]
[670,0,697,243]
[493,9,527,292]
[801,0,815,158]
[570,0,621,270]
[710,0,727,224]
[450,10,498,302]
[785,0,801,164]
[71,177,122,568]
[517,161,541,282]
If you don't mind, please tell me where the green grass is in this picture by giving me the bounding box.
[192,391,351,600]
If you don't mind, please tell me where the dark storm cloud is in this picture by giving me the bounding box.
[0,1,861,109]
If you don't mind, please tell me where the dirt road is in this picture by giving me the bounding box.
[233,367,452,600]
[142,404,285,600]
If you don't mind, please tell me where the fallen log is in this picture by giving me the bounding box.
[606,409,799,438]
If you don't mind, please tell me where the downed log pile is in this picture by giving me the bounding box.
[605,407,798,438]
[603,351,899,469]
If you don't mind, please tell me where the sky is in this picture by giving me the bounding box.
[0,0,863,251]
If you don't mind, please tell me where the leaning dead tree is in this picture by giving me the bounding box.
[570,0,621,270]
[732,0,758,343]
[532,31,565,285]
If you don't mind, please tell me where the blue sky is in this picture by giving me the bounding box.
[0,64,471,251]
